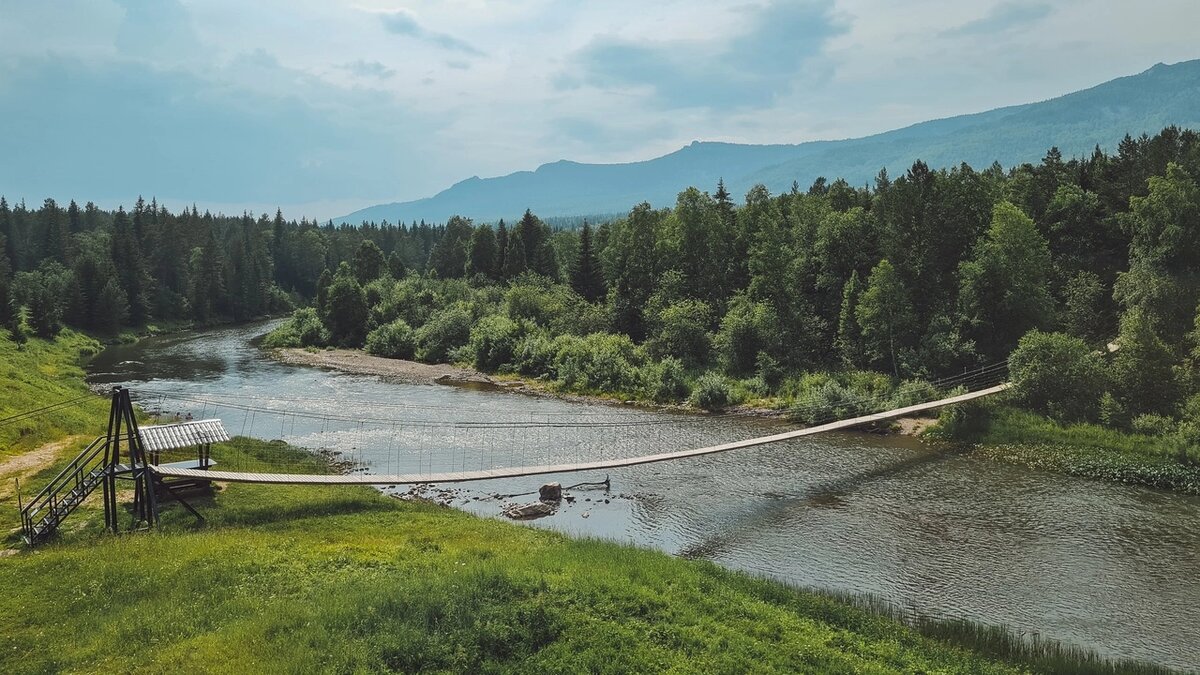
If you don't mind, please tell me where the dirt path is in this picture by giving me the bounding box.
[0,435,87,499]
[276,348,495,385]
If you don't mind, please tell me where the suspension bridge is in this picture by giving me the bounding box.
[14,360,1010,545]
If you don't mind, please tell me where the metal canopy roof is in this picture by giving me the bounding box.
[139,419,230,452]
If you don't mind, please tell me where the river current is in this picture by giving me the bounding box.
[85,321,1200,670]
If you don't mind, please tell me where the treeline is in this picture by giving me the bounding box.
[6,127,1200,437]
[262,127,1200,435]
[0,198,453,337]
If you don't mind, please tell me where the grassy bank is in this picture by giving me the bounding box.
[0,329,109,461]
[933,405,1200,494]
[2,438,1175,674]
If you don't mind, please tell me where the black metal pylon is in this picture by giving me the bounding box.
[102,386,158,533]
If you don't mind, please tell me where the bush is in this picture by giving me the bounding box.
[645,357,691,403]
[365,319,416,359]
[889,378,939,409]
[414,304,473,362]
[1008,330,1105,422]
[1131,413,1177,437]
[513,331,557,378]
[755,352,784,393]
[262,308,328,348]
[647,300,712,367]
[788,379,866,425]
[715,297,780,376]
[691,371,730,411]
[553,333,643,393]
[932,399,993,439]
[468,314,527,372]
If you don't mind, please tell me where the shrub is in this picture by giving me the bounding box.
[262,308,328,348]
[932,399,993,439]
[1008,330,1105,422]
[647,300,713,367]
[645,357,691,403]
[715,296,780,376]
[414,304,473,362]
[513,331,557,378]
[468,314,526,372]
[365,319,416,359]
[1131,413,1177,437]
[890,379,939,409]
[1098,392,1130,428]
[553,333,643,393]
[755,352,784,393]
[691,371,731,411]
[788,379,865,425]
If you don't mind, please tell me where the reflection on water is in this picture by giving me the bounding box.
[86,321,1200,670]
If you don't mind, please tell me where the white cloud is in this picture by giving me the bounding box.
[0,0,1198,219]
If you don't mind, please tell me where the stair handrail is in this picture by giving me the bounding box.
[19,435,114,538]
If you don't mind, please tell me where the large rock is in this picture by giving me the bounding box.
[539,482,562,502]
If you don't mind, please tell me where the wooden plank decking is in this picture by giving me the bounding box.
[151,383,1009,486]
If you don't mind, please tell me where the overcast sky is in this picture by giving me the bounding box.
[1,0,1197,220]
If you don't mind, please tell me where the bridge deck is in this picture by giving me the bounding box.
[152,383,1009,485]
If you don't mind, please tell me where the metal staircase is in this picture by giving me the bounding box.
[18,387,161,545]
[19,437,110,545]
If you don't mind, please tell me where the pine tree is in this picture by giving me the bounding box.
[570,221,604,301]
[387,251,407,280]
[502,235,527,278]
[353,240,386,284]
[495,219,508,277]
[110,207,153,324]
[427,216,473,278]
[835,271,863,367]
[465,224,497,279]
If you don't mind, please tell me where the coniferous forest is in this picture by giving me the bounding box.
[5,127,1200,446]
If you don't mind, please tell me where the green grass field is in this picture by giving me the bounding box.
[0,329,110,460]
[0,332,1180,673]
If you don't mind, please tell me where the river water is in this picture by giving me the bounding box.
[86,321,1200,670]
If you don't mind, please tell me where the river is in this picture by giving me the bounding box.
[86,321,1200,670]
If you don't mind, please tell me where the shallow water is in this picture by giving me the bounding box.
[87,321,1200,670]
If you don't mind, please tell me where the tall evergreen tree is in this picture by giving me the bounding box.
[110,207,153,324]
[570,221,604,301]
[387,251,407,279]
[427,216,473,278]
[466,224,498,279]
[495,219,508,277]
[353,240,386,285]
[502,235,527,278]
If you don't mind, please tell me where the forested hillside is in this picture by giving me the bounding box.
[5,126,1200,449]
[339,60,1200,224]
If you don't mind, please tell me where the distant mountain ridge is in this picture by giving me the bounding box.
[338,60,1200,225]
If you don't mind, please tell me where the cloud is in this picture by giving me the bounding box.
[565,1,844,111]
[339,59,396,79]
[380,10,483,57]
[944,1,1053,36]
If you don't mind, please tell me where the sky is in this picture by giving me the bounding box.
[1,0,1198,220]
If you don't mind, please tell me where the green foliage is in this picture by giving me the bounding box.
[365,318,416,359]
[690,371,731,411]
[716,295,780,376]
[552,332,644,393]
[263,307,329,348]
[644,356,691,402]
[569,220,605,302]
[428,215,475,279]
[465,223,498,279]
[323,265,369,347]
[647,299,712,367]
[467,314,526,371]
[414,304,473,362]
[1008,330,1106,422]
[352,240,386,285]
[958,201,1054,360]
[856,259,914,377]
[1111,309,1180,417]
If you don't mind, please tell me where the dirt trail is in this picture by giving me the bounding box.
[0,435,88,499]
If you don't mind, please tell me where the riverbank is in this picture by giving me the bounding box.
[938,406,1200,494]
[0,436,1173,674]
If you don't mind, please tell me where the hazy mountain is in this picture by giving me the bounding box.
[339,60,1200,225]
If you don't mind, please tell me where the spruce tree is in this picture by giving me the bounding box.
[353,240,386,284]
[502,235,527,278]
[387,251,407,280]
[465,224,497,279]
[571,221,604,301]
[835,270,863,367]
[495,219,508,277]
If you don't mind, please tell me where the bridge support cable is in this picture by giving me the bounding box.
[152,383,1009,486]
